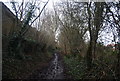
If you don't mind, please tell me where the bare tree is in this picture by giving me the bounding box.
[104,2,120,79]
[9,0,49,58]
[56,1,88,55]
[86,2,105,70]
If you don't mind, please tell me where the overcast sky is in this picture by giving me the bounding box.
[0,0,118,45]
[0,0,60,10]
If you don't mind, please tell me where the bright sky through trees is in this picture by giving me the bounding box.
[0,0,119,46]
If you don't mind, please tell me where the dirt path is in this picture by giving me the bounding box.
[28,53,64,79]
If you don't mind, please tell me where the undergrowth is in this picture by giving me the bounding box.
[63,52,117,79]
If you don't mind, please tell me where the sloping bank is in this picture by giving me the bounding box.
[2,38,54,79]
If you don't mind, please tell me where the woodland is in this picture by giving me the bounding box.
[2,0,120,80]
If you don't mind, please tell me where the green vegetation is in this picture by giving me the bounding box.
[3,37,54,79]
[2,0,120,79]
[63,46,118,79]
[2,0,55,79]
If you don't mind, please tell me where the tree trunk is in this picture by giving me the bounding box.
[86,2,93,70]
[86,39,93,70]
